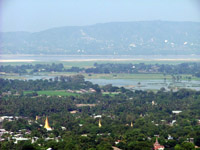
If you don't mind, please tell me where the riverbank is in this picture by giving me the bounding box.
[0,60,36,62]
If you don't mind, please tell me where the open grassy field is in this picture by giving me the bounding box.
[84,73,170,79]
[24,90,78,96]
[48,72,200,81]
[61,60,191,68]
[2,59,200,68]
[1,59,200,81]
[1,72,199,81]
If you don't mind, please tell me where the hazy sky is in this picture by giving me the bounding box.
[1,0,200,32]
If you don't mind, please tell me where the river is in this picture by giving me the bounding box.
[1,55,200,62]
[8,74,200,91]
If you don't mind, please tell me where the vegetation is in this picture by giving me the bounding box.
[1,62,200,78]
[24,90,78,96]
[0,75,101,92]
[0,63,65,74]
[72,62,200,78]
[0,75,200,149]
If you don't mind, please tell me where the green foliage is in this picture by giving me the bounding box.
[24,90,78,96]
[96,141,113,150]
[0,141,15,150]
[0,75,98,92]
[175,142,195,150]
[127,141,152,150]
[1,77,200,149]
[2,119,30,132]
[195,137,200,147]
[18,142,37,150]
[0,63,65,74]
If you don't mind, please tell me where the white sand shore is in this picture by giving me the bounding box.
[0,60,36,62]
[61,59,144,62]
[0,58,200,62]
[61,58,200,62]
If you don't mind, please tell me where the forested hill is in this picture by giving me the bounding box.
[0,21,200,55]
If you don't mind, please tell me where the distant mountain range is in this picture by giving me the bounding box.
[0,21,200,55]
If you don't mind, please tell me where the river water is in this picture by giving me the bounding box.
[86,78,200,91]
[11,75,200,91]
[1,55,200,91]
[1,55,200,62]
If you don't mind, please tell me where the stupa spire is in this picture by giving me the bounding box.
[35,116,39,121]
[131,122,133,127]
[44,116,52,131]
[98,119,102,128]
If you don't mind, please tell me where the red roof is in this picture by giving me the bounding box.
[154,138,165,150]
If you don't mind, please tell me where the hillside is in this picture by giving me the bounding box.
[0,21,200,55]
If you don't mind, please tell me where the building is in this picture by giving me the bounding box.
[0,116,14,122]
[94,115,102,119]
[172,111,182,114]
[154,138,165,150]
[14,137,29,144]
[70,110,78,114]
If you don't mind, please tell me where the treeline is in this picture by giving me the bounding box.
[68,62,200,77]
[84,63,200,77]
[0,75,101,92]
[1,62,200,77]
[0,63,65,74]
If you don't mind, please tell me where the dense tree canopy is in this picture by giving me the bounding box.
[1,75,200,149]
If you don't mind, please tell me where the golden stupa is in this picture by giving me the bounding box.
[44,116,52,131]
[131,122,133,127]
[35,116,39,121]
[98,119,102,128]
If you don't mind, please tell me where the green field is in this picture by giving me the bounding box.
[1,72,199,81]
[1,59,200,81]
[47,72,199,81]
[2,59,200,68]
[24,90,78,96]
[84,73,170,79]
[102,92,120,97]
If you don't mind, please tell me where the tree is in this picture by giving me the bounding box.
[194,137,200,147]
[181,142,195,150]
[175,142,195,150]
[127,141,152,150]
[96,141,113,150]
[16,141,38,150]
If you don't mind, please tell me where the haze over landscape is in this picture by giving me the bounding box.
[1,21,200,55]
[1,0,200,32]
[1,1,200,150]
[0,0,200,56]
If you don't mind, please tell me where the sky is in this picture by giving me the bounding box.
[0,0,200,32]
